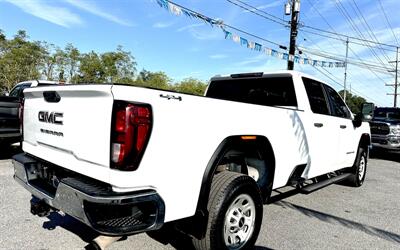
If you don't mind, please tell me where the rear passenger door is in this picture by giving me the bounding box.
[302,78,340,178]
[323,84,356,168]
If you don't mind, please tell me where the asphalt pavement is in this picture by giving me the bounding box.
[0,145,399,249]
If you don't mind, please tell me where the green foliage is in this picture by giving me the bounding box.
[0,30,43,91]
[75,51,104,83]
[64,43,80,83]
[339,90,366,114]
[41,42,67,81]
[0,30,207,96]
[173,77,207,95]
[101,46,136,83]
[135,70,172,90]
[75,47,136,84]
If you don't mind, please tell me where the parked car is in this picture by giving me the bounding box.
[0,80,60,146]
[369,106,400,151]
[13,71,370,250]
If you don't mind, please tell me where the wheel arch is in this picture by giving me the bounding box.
[195,135,275,215]
[359,133,371,152]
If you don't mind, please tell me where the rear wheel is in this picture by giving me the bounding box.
[348,147,367,187]
[192,171,263,250]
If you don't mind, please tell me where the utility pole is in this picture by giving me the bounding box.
[343,37,349,103]
[388,46,399,108]
[287,0,300,70]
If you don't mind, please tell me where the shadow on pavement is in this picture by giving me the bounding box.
[267,188,300,204]
[369,149,400,163]
[275,200,400,244]
[42,212,99,243]
[0,142,21,160]
[146,224,196,250]
[146,224,274,250]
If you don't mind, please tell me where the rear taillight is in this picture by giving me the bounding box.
[111,101,152,171]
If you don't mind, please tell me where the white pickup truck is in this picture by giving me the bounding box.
[13,71,370,250]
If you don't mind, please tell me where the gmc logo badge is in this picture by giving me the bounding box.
[38,111,63,125]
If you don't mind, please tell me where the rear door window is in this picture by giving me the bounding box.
[303,78,330,115]
[206,76,297,107]
[9,85,21,97]
[10,83,31,98]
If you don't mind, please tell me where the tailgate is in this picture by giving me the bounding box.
[22,85,114,183]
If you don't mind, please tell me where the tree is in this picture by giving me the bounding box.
[0,30,44,92]
[339,90,366,114]
[174,77,207,95]
[64,43,80,83]
[101,46,136,83]
[0,30,207,94]
[135,69,171,90]
[74,46,136,84]
[41,42,67,81]
[75,51,104,83]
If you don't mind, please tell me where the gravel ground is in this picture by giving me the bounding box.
[0,146,399,250]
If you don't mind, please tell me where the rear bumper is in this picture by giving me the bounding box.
[12,153,165,236]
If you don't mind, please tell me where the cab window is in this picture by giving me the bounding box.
[303,77,330,115]
[324,84,351,119]
[9,83,30,98]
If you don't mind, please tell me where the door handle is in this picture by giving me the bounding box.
[340,125,347,129]
[314,123,323,128]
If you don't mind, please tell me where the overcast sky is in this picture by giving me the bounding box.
[1,0,400,106]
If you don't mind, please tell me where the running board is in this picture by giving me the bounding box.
[300,173,352,194]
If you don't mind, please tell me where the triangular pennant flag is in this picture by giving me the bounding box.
[233,34,240,43]
[240,37,248,47]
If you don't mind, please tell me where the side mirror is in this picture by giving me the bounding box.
[4,92,9,96]
[353,113,363,128]
[361,102,374,121]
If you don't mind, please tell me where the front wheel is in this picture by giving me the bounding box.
[348,147,367,187]
[193,171,263,250]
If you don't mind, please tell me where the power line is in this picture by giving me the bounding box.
[301,61,383,105]
[299,47,394,73]
[226,0,287,26]
[161,0,389,105]
[226,0,395,84]
[227,0,398,50]
[227,0,397,81]
[378,0,400,46]
[299,28,395,53]
[224,0,393,86]
[166,0,285,47]
[333,0,392,72]
[298,34,388,103]
[298,7,394,74]
[349,0,391,62]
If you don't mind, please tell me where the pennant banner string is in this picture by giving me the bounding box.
[155,0,345,68]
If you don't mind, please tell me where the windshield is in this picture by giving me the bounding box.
[373,108,400,120]
[206,76,297,108]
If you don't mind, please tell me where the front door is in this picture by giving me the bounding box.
[323,84,358,168]
[302,78,340,178]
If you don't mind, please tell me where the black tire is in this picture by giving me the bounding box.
[348,147,367,187]
[192,171,263,250]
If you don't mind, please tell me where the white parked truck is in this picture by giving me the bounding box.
[13,71,370,249]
